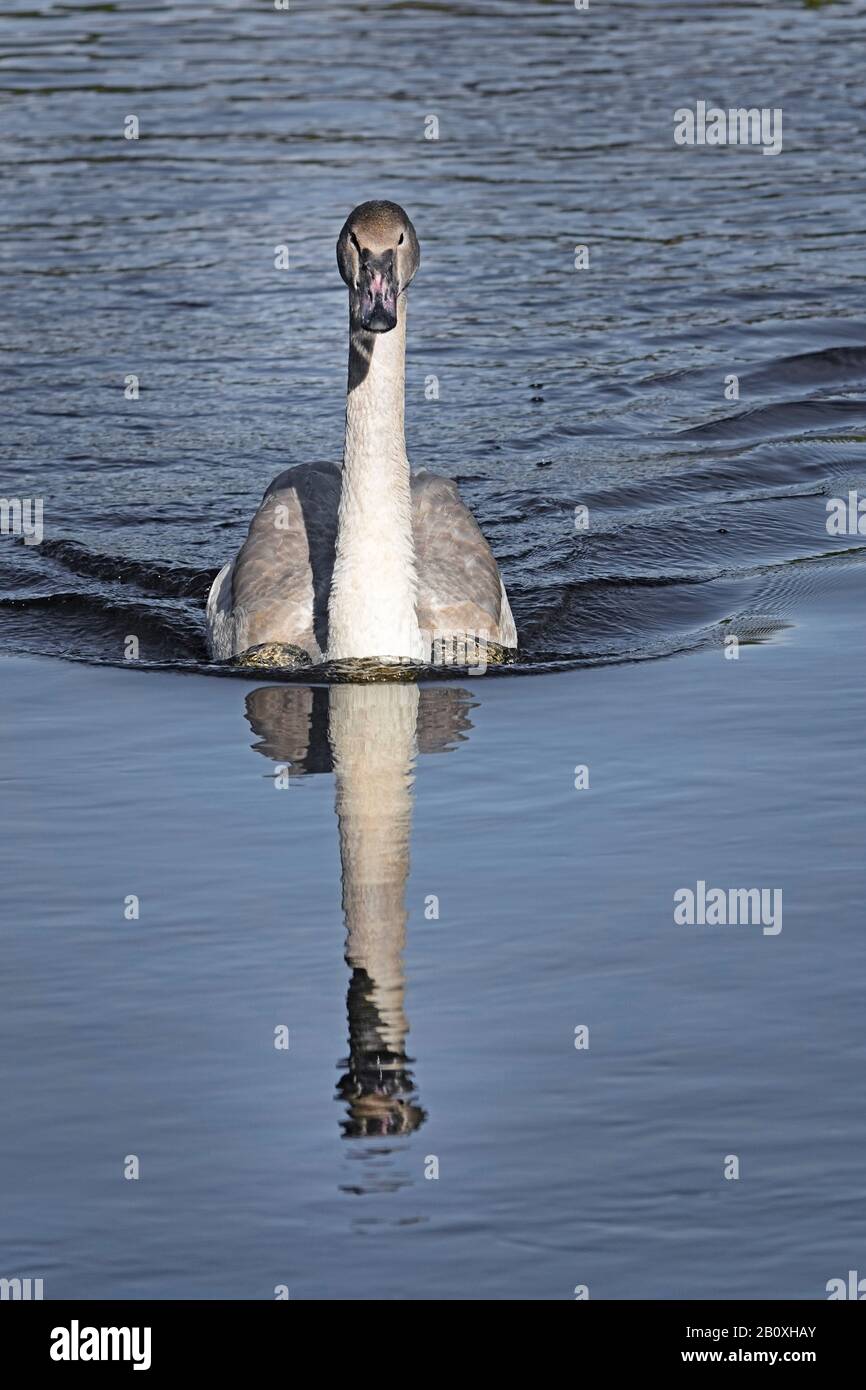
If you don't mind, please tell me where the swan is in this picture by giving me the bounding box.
[206,200,517,666]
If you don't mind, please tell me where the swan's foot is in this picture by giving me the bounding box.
[233,642,313,669]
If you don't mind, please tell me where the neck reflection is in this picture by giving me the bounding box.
[331,683,421,1137]
[244,681,475,1142]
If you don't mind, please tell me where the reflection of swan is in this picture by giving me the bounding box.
[244,682,475,1139]
[331,684,422,1138]
[207,200,516,666]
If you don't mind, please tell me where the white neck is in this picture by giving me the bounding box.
[326,297,424,661]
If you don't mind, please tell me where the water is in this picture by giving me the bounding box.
[2,0,866,1299]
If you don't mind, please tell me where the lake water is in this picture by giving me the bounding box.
[2,0,865,1300]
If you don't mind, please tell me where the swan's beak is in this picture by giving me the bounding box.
[358,258,398,333]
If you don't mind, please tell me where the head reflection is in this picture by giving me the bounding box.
[245,681,475,1140]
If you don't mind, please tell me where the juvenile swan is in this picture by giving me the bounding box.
[206,200,517,665]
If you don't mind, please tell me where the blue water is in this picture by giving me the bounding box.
[2,0,866,1299]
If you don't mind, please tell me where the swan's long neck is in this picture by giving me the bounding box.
[326,299,424,661]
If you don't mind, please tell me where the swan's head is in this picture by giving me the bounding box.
[337,200,420,333]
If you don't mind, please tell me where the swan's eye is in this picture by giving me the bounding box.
[398,232,404,245]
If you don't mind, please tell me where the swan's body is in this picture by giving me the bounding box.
[207,461,514,663]
[206,201,516,665]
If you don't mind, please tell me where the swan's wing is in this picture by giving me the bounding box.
[207,461,340,660]
[411,470,516,648]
